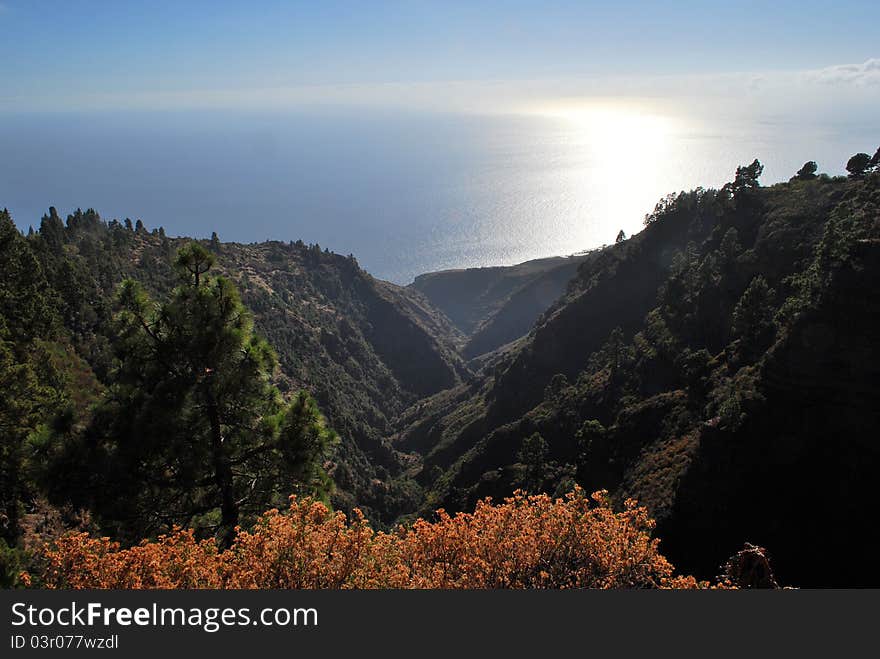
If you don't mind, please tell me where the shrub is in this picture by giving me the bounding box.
[36,489,704,589]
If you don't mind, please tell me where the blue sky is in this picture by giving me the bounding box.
[1,1,877,277]
[1,0,878,112]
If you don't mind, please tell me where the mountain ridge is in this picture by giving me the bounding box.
[4,151,879,587]
[390,160,880,586]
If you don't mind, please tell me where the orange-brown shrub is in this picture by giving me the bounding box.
[37,488,704,589]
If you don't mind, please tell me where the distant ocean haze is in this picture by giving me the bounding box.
[1,108,873,283]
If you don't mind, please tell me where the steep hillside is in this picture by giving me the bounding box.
[411,254,590,357]
[10,213,469,524]
[394,158,880,585]
[5,152,879,586]
[657,182,880,586]
[214,240,469,520]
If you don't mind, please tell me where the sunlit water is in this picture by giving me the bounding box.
[1,108,874,283]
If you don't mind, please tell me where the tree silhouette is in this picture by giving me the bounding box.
[39,208,65,253]
[517,432,549,493]
[734,159,763,190]
[846,153,872,179]
[795,161,817,180]
[731,275,776,359]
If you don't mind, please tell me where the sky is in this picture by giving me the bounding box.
[1,1,877,281]
[1,0,879,114]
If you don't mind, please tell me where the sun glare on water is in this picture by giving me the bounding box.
[527,100,682,244]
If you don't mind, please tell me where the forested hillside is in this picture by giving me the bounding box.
[2,148,878,588]
[393,152,880,586]
[0,209,468,566]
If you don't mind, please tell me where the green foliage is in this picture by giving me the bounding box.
[724,159,764,194]
[587,327,635,389]
[3,204,465,530]
[0,338,48,542]
[643,192,681,226]
[49,244,336,546]
[0,213,68,544]
[678,348,713,408]
[38,208,65,253]
[4,147,879,587]
[846,152,872,178]
[795,161,818,181]
[0,210,58,342]
[574,420,613,489]
[0,328,67,545]
[516,432,548,492]
[708,366,762,431]
[0,538,26,588]
[731,275,776,360]
[658,245,730,351]
[411,150,880,586]
[174,241,215,284]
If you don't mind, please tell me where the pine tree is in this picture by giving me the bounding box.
[731,275,776,360]
[795,161,818,180]
[517,432,548,493]
[0,211,65,545]
[0,210,57,342]
[38,207,66,253]
[722,159,763,198]
[575,420,612,489]
[846,153,872,179]
[0,328,58,545]
[56,243,336,546]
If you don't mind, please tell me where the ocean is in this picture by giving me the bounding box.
[1,108,874,283]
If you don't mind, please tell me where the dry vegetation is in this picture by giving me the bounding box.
[34,489,705,589]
